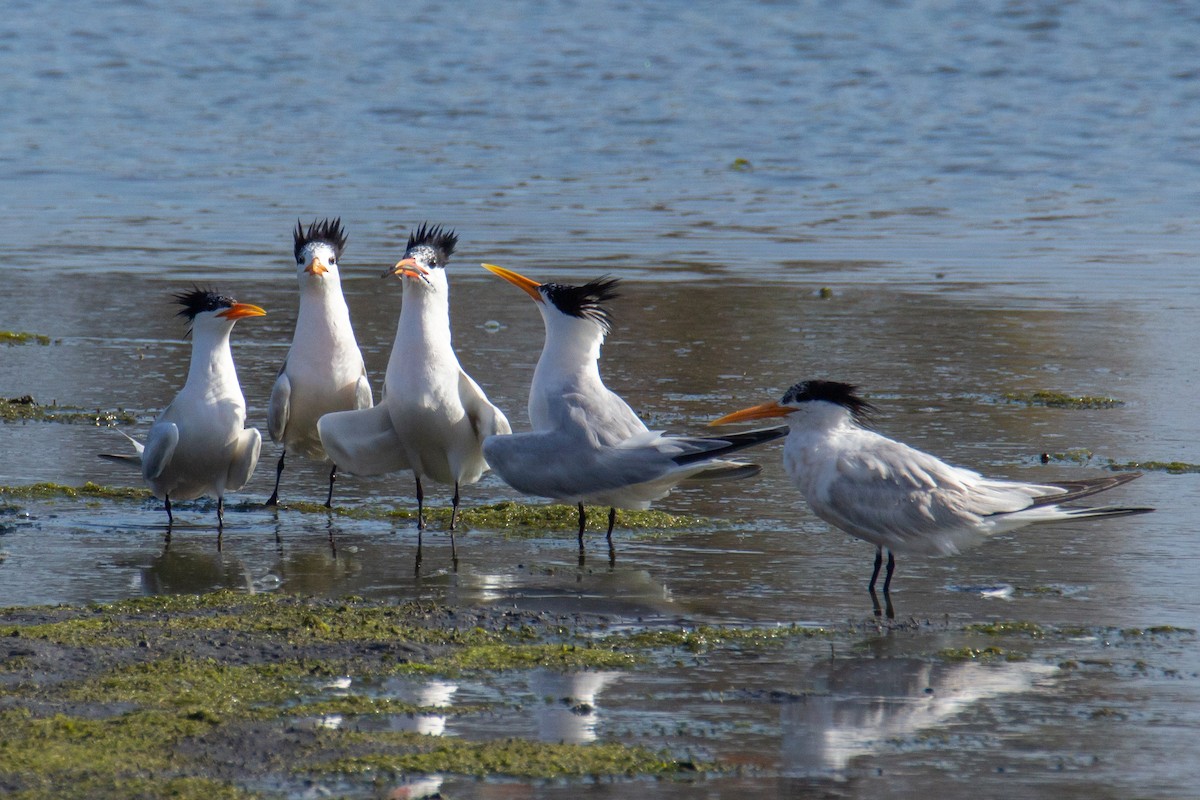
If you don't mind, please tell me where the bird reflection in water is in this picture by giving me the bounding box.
[778,656,1056,778]
[531,669,623,744]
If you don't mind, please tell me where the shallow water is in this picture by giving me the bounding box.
[2,1,1200,797]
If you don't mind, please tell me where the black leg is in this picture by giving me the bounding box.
[606,507,617,543]
[324,464,337,508]
[164,494,173,525]
[577,502,587,550]
[882,550,896,595]
[868,546,883,592]
[266,450,285,506]
[217,496,224,529]
[449,482,461,530]
[415,474,425,530]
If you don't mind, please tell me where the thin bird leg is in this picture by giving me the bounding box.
[266,450,285,506]
[882,550,896,595]
[868,546,883,592]
[325,464,337,509]
[164,494,173,525]
[415,474,425,530]
[217,496,224,529]
[449,482,461,530]
[606,507,617,544]
[577,502,587,550]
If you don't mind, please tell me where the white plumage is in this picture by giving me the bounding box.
[266,218,372,506]
[480,263,785,548]
[711,379,1152,598]
[318,224,510,530]
[100,288,265,528]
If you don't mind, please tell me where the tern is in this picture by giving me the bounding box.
[100,288,266,528]
[711,379,1153,599]
[481,263,787,549]
[265,218,373,507]
[318,224,511,531]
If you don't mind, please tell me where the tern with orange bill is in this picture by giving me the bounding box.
[318,224,510,534]
[266,218,373,507]
[100,288,266,529]
[711,379,1153,605]
[480,262,787,552]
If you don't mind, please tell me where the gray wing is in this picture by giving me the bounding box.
[317,404,410,476]
[267,366,290,443]
[98,429,145,468]
[817,441,1036,555]
[353,369,373,410]
[141,422,179,481]
[226,427,262,491]
[483,426,666,501]
[458,369,511,440]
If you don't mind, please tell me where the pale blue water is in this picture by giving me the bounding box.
[1,2,1199,798]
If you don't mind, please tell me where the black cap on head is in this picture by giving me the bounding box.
[293,218,348,263]
[542,276,620,333]
[782,380,875,423]
[405,222,458,267]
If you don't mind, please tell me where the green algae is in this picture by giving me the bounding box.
[605,623,832,653]
[1001,390,1124,409]
[935,646,1009,662]
[280,498,703,530]
[0,331,52,346]
[1041,451,1200,475]
[965,621,1046,637]
[0,482,151,502]
[320,734,691,778]
[0,708,252,800]
[0,617,133,647]
[0,397,137,425]
[420,642,640,673]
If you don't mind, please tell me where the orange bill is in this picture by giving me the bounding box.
[218,303,267,320]
[305,255,329,275]
[384,257,430,280]
[709,401,793,426]
[482,263,543,302]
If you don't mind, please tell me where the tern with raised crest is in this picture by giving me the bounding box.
[481,263,786,551]
[100,288,266,529]
[318,224,511,533]
[265,218,373,507]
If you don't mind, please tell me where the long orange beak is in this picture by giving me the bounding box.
[482,263,543,302]
[709,401,793,426]
[384,256,430,280]
[305,256,329,276]
[218,303,267,320]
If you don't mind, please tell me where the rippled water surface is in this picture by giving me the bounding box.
[2,2,1199,797]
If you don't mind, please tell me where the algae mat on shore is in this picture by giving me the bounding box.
[0,591,750,798]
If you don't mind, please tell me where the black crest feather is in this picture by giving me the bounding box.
[782,380,875,423]
[173,287,235,334]
[405,222,458,267]
[293,217,348,263]
[542,276,621,333]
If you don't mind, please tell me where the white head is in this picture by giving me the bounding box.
[710,380,875,431]
[293,218,348,285]
[383,222,458,297]
[482,263,619,347]
[174,287,266,338]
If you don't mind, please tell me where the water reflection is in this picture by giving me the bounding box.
[779,657,1056,778]
[138,540,253,595]
[530,670,623,745]
[379,677,459,737]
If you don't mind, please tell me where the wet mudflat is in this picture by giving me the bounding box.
[1,271,1198,798]
[4,1,1200,796]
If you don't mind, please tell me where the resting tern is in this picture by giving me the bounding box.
[711,379,1153,598]
[480,263,787,549]
[318,224,511,531]
[100,288,266,528]
[265,218,373,507]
